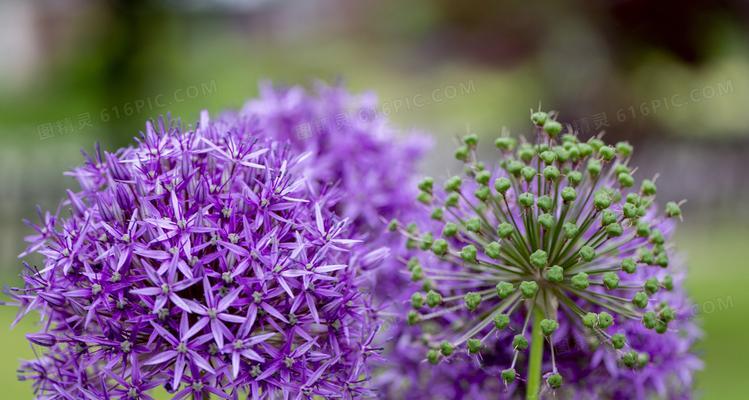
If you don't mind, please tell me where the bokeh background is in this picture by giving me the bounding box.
[1,0,748,398]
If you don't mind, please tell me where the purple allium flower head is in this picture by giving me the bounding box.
[384,111,700,399]
[240,82,431,304]
[244,82,430,232]
[11,111,385,399]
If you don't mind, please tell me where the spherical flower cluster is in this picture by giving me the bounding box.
[12,112,385,399]
[243,82,429,233]
[388,111,699,399]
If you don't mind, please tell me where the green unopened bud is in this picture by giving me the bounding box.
[518,192,534,208]
[632,292,649,309]
[466,218,481,233]
[419,232,434,250]
[562,134,578,144]
[544,120,563,137]
[455,146,469,162]
[579,246,595,262]
[506,160,524,176]
[547,373,563,389]
[496,282,515,299]
[476,170,491,185]
[598,312,614,329]
[626,192,641,205]
[531,111,548,126]
[618,172,634,188]
[567,171,583,186]
[445,176,462,192]
[561,187,577,202]
[616,141,633,157]
[408,310,419,325]
[582,312,597,328]
[426,290,442,308]
[431,207,444,221]
[641,179,656,196]
[639,249,654,265]
[655,252,669,268]
[587,159,602,177]
[467,338,483,354]
[663,275,674,290]
[644,277,659,295]
[622,351,638,368]
[594,190,611,210]
[571,272,590,290]
[543,166,560,181]
[660,306,675,323]
[474,186,491,202]
[460,245,477,262]
[655,319,668,334]
[601,209,617,226]
[636,220,651,237]
[464,292,482,311]
[637,352,650,368]
[665,201,682,218]
[611,333,626,349]
[623,203,638,219]
[418,177,434,192]
[606,222,623,237]
[621,258,637,274]
[521,166,536,182]
[546,265,564,283]
[495,137,517,151]
[502,368,516,384]
[427,348,440,364]
[498,222,514,239]
[445,192,459,208]
[530,250,548,268]
[603,272,620,289]
[567,145,580,161]
[520,281,539,298]
[563,222,579,238]
[440,341,455,356]
[539,213,554,230]
[485,241,501,259]
[537,195,553,212]
[410,266,423,281]
[388,219,399,232]
[464,134,478,147]
[494,177,511,193]
[518,145,535,162]
[513,334,529,351]
[442,223,458,237]
[642,311,657,329]
[649,229,665,245]
[411,293,424,308]
[553,146,568,162]
[540,150,557,164]
[588,138,604,151]
[431,239,448,257]
[540,319,559,336]
[578,143,593,157]
[599,145,615,161]
[494,313,510,330]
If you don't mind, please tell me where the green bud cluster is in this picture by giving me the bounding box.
[392,110,685,393]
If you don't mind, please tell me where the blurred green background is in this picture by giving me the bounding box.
[1,0,748,398]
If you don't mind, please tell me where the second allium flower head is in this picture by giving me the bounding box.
[392,110,687,398]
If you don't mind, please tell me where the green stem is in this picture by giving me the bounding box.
[526,307,545,400]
